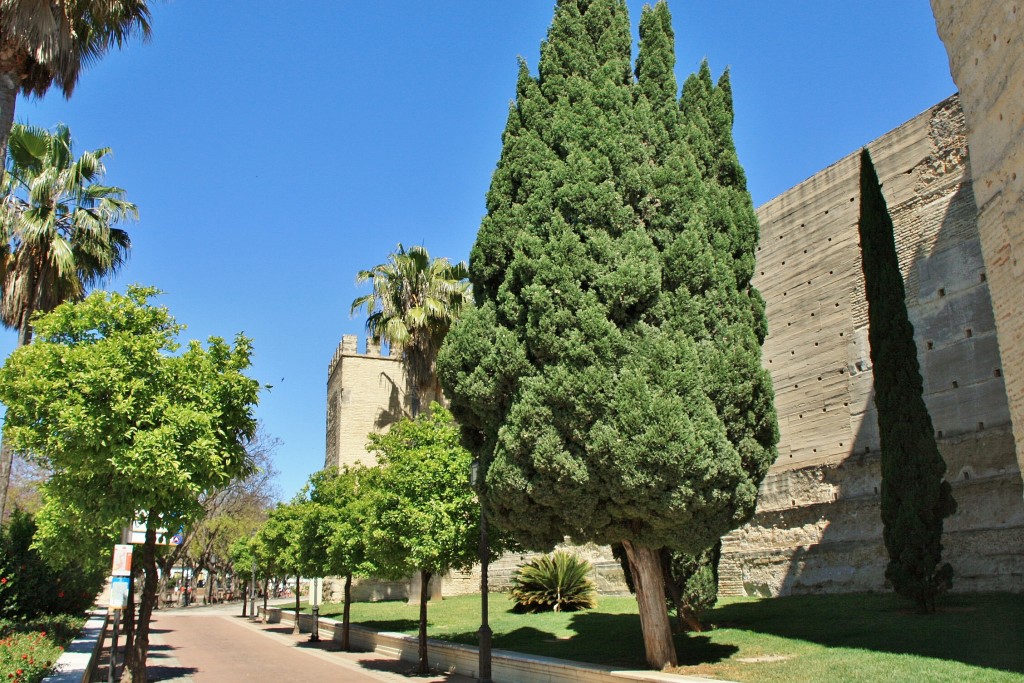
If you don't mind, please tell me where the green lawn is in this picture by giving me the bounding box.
[307,591,1024,683]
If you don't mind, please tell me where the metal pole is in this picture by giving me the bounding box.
[108,609,121,683]
[479,512,492,683]
[310,577,320,642]
[250,566,256,618]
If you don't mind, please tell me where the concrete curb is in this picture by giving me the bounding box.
[272,608,727,683]
[41,609,109,683]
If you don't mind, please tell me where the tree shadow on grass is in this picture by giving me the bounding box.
[707,592,1024,675]
[568,612,737,668]
[358,618,420,633]
[433,614,737,670]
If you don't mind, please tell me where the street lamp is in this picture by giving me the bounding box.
[310,577,321,642]
[470,459,492,683]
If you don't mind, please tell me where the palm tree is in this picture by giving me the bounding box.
[1,122,136,345]
[350,244,471,416]
[0,0,152,163]
[0,121,136,521]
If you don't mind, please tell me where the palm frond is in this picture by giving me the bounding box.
[1,121,135,342]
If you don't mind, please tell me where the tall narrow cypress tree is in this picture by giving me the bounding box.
[858,148,956,613]
[439,0,777,667]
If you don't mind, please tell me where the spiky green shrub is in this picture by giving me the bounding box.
[509,551,597,613]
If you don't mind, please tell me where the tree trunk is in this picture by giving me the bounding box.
[659,551,705,633]
[261,578,269,621]
[241,580,248,617]
[293,575,301,634]
[679,605,705,633]
[622,540,677,669]
[0,271,30,522]
[0,68,17,178]
[341,573,352,651]
[121,562,140,673]
[0,443,12,525]
[417,570,431,674]
[124,526,159,683]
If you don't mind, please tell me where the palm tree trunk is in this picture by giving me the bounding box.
[0,69,17,169]
[0,300,35,522]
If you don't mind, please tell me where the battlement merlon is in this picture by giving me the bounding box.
[327,334,398,379]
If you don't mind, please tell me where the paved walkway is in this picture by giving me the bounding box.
[108,603,476,683]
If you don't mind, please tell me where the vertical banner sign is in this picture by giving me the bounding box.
[112,544,133,576]
[109,544,133,609]
[110,577,131,609]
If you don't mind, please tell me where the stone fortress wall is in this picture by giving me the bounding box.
[930,0,1024,484]
[718,95,1024,596]
[326,4,1024,599]
[325,334,407,472]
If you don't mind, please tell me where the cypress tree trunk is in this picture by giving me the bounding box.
[622,541,677,668]
[858,148,956,612]
[341,573,352,651]
[417,570,431,674]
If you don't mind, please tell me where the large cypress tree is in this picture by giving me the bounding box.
[858,149,956,613]
[438,0,777,668]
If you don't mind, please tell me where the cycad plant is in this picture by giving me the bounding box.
[509,551,596,613]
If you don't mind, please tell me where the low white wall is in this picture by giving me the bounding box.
[41,610,109,683]
[281,610,724,683]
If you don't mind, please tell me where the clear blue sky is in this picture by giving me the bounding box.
[6,1,955,500]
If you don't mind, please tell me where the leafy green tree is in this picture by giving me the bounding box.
[184,426,279,604]
[301,465,376,650]
[858,149,956,613]
[363,404,480,674]
[350,244,471,415]
[0,286,260,682]
[0,122,138,521]
[0,0,151,163]
[228,534,273,617]
[256,501,308,630]
[437,0,776,668]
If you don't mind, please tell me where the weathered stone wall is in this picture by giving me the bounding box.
[324,335,409,470]
[720,95,1024,596]
[930,0,1024,484]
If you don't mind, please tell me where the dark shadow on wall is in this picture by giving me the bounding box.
[374,372,406,430]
